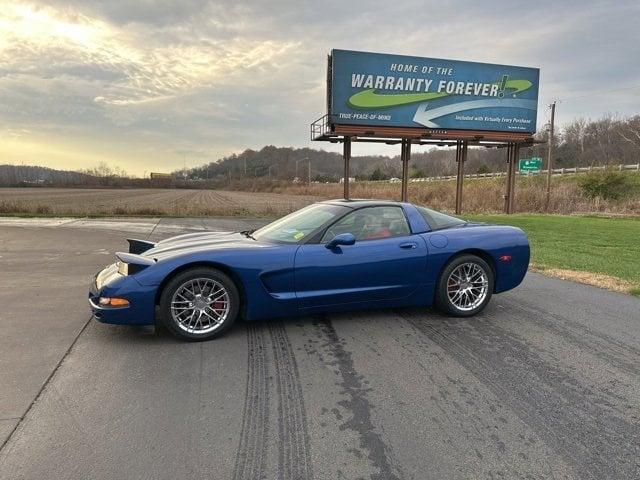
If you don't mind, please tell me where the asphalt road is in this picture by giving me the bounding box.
[0,217,639,479]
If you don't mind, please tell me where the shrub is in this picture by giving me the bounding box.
[409,168,425,179]
[35,204,52,214]
[476,164,491,174]
[578,171,633,200]
[369,168,388,181]
[0,201,21,213]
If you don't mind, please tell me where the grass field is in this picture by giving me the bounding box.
[467,214,640,295]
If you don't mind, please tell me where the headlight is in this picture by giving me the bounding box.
[98,297,130,307]
[117,261,128,276]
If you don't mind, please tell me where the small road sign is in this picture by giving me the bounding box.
[519,157,542,173]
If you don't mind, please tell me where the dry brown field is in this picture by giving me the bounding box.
[0,188,322,217]
[248,175,640,215]
[1,173,639,217]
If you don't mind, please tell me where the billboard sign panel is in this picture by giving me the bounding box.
[329,49,539,133]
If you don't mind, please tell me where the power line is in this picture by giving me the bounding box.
[555,83,640,104]
[537,105,552,131]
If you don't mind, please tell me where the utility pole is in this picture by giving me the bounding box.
[243,158,247,176]
[297,157,310,183]
[545,101,556,211]
[182,155,187,182]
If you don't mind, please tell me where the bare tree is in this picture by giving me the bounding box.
[564,117,587,154]
[617,115,640,150]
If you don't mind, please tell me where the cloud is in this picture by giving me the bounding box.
[0,3,300,105]
[0,0,639,174]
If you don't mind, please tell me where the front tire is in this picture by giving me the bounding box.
[159,267,239,341]
[435,255,494,317]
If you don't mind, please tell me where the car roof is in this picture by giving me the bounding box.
[320,199,410,209]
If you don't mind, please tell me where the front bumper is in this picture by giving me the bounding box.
[89,267,157,326]
[88,293,132,324]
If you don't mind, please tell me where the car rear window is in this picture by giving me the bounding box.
[415,206,466,230]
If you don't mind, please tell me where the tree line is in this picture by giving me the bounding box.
[1,114,638,187]
[179,114,640,183]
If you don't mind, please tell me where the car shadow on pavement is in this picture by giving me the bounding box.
[92,300,500,345]
[92,322,179,345]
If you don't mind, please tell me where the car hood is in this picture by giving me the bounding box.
[143,231,262,259]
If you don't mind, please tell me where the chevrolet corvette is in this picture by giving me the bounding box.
[89,200,529,341]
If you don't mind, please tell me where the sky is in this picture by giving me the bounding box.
[0,0,639,175]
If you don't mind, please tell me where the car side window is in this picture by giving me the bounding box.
[321,206,411,242]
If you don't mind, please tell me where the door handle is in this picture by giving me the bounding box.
[399,242,417,249]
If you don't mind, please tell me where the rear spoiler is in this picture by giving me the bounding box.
[127,238,156,254]
[115,251,156,275]
[115,252,156,266]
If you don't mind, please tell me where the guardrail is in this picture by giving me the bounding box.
[406,163,640,183]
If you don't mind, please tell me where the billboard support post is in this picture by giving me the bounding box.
[510,144,519,213]
[504,144,513,213]
[343,136,351,199]
[504,144,519,214]
[400,139,411,202]
[455,141,467,214]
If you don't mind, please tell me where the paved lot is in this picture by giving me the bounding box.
[0,217,639,479]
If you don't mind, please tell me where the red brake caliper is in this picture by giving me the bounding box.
[211,301,225,311]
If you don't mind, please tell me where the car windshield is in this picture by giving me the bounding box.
[252,203,349,243]
[415,206,466,230]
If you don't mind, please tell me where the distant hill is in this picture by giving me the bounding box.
[0,164,91,187]
[3,115,637,187]
[177,115,640,182]
[176,144,549,183]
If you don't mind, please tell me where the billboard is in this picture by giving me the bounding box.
[329,49,539,133]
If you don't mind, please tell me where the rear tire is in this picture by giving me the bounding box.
[159,267,239,341]
[435,255,494,317]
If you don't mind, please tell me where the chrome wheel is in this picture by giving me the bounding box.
[446,262,489,312]
[170,278,230,334]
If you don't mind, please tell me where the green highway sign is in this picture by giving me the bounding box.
[519,157,542,173]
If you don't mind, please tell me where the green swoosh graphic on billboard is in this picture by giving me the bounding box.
[347,79,533,109]
[348,90,448,108]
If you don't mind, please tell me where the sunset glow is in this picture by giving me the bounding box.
[1,1,638,175]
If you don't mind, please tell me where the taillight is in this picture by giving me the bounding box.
[499,255,512,263]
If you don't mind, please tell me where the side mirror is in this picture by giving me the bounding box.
[325,232,356,249]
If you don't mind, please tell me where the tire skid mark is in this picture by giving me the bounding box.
[502,298,640,377]
[268,321,314,480]
[232,323,270,480]
[315,317,403,480]
[397,309,640,480]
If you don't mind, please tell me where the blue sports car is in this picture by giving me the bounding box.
[89,200,530,341]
